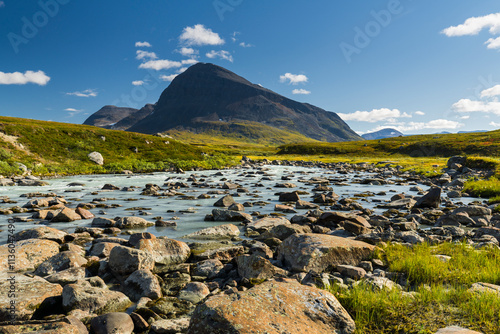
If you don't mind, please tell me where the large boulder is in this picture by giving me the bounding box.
[211,209,252,222]
[317,212,370,229]
[213,195,236,207]
[414,187,441,209]
[88,151,104,165]
[0,272,63,322]
[246,217,290,232]
[13,226,67,243]
[108,245,155,277]
[115,216,154,229]
[184,224,240,240]
[0,238,60,272]
[187,279,355,334]
[123,269,162,302]
[62,280,132,315]
[136,238,190,266]
[51,207,82,222]
[0,318,87,334]
[91,312,134,334]
[236,254,287,280]
[178,282,210,304]
[278,234,375,273]
[34,251,88,277]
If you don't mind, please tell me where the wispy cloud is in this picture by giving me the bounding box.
[292,89,311,95]
[0,70,50,86]
[179,24,224,46]
[206,50,233,62]
[132,80,144,86]
[415,111,425,116]
[239,42,253,48]
[139,59,182,71]
[369,119,463,133]
[279,73,308,85]
[135,41,152,47]
[66,89,97,97]
[160,74,178,82]
[338,108,411,123]
[176,47,198,56]
[65,108,84,117]
[442,13,500,49]
[0,2,5,8]
[481,84,500,98]
[136,50,158,60]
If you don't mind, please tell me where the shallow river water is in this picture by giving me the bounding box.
[0,165,481,243]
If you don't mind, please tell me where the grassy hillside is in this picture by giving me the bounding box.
[0,116,236,176]
[278,130,500,157]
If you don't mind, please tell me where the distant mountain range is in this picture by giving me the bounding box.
[84,63,361,143]
[362,128,403,140]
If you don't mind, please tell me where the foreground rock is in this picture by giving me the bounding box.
[184,224,240,240]
[434,326,483,334]
[0,272,63,321]
[187,279,355,334]
[0,238,60,272]
[91,312,134,334]
[0,317,88,334]
[278,234,375,272]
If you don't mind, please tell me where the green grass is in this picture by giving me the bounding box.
[325,242,500,333]
[376,243,500,286]
[0,116,238,176]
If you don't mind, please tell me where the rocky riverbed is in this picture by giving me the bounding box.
[0,156,495,333]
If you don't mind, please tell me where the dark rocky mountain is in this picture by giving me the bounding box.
[83,104,154,131]
[362,128,403,140]
[83,105,138,128]
[126,63,361,142]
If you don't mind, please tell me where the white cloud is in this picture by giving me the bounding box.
[136,50,158,60]
[206,50,233,62]
[292,89,311,95]
[442,13,500,36]
[338,108,411,123]
[176,47,198,56]
[485,36,500,49]
[239,42,253,48]
[490,121,500,127]
[135,41,152,47]
[132,80,144,86]
[179,24,224,46]
[481,84,500,98]
[415,111,425,116]
[160,74,178,82]
[460,115,470,119]
[177,67,188,74]
[65,108,84,117]
[369,119,463,133]
[0,70,50,86]
[66,89,97,97]
[452,98,500,115]
[279,73,309,85]
[139,59,182,71]
[181,58,198,65]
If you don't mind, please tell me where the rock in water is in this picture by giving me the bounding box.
[414,187,441,209]
[277,233,375,273]
[187,279,355,334]
[88,151,104,165]
[91,312,134,334]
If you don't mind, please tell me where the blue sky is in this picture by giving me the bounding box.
[1,0,500,135]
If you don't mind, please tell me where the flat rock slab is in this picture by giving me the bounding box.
[278,233,375,273]
[0,272,63,322]
[0,318,87,334]
[0,239,60,272]
[187,279,355,334]
[435,326,483,334]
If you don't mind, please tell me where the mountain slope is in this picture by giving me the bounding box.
[127,63,361,142]
[83,105,138,128]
